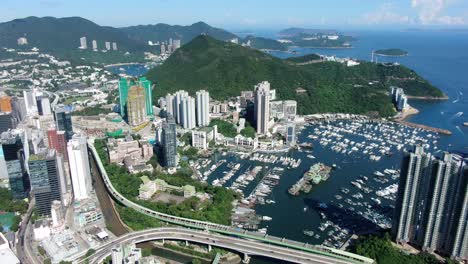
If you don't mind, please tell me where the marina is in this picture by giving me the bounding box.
[194,117,444,249]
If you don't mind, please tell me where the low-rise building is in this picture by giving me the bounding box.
[33,219,51,241]
[191,126,217,150]
[138,176,197,200]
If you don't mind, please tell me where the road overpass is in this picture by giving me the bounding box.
[81,228,364,264]
[87,139,374,264]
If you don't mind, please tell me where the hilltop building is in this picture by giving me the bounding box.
[79,37,87,49]
[17,37,28,46]
[392,145,468,261]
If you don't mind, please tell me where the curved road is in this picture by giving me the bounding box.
[87,139,374,264]
[83,228,356,264]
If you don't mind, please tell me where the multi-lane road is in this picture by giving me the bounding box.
[83,228,361,264]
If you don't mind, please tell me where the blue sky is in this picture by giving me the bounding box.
[1,0,468,29]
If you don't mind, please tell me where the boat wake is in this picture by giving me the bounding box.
[456,126,465,136]
[451,112,463,119]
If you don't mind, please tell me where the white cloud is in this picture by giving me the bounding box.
[361,3,411,24]
[411,0,465,24]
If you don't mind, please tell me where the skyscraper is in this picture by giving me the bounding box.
[393,146,468,261]
[11,97,27,122]
[54,108,73,141]
[138,77,153,116]
[92,40,98,50]
[254,81,271,135]
[29,150,63,216]
[127,85,146,126]
[105,41,111,50]
[165,94,175,117]
[23,90,38,114]
[0,112,18,133]
[36,96,51,116]
[0,130,29,199]
[118,78,129,118]
[196,90,210,127]
[393,145,433,245]
[180,95,196,129]
[48,129,68,161]
[67,134,92,201]
[119,78,153,121]
[112,42,117,51]
[160,115,177,167]
[79,37,87,49]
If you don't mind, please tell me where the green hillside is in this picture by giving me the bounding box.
[0,16,148,52]
[146,35,444,117]
[121,21,237,44]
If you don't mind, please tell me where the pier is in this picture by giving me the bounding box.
[396,120,452,135]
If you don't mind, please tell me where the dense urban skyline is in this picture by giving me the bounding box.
[1,0,468,29]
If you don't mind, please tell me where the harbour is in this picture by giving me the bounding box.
[188,117,445,250]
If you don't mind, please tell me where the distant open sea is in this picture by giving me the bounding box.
[270,30,468,151]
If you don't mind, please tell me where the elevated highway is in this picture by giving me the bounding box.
[82,228,364,264]
[87,139,374,264]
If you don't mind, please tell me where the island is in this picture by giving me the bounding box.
[374,48,408,56]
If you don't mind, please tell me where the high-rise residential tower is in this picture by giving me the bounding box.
[180,95,196,129]
[119,78,153,121]
[127,85,146,126]
[79,37,87,49]
[160,115,177,167]
[254,81,271,135]
[196,90,210,127]
[138,77,153,116]
[67,134,92,201]
[393,146,468,261]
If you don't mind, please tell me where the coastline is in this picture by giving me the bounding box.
[104,62,143,67]
[393,105,419,122]
[288,46,353,49]
[392,105,452,135]
[374,53,408,57]
[406,95,449,100]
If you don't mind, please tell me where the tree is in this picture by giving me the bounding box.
[240,126,256,138]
